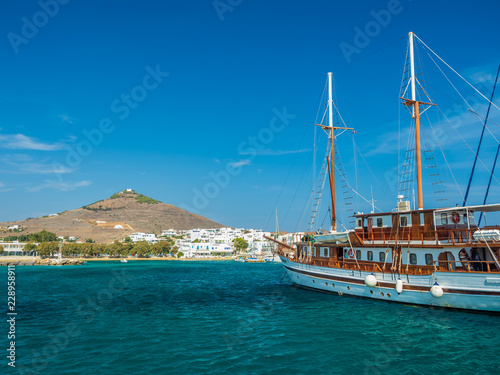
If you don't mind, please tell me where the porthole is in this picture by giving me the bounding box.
[313,280,315,283]
[370,290,374,294]
[338,290,343,296]
[347,286,351,290]
[387,293,391,298]
[331,282,335,287]
[297,276,299,279]
[380,292,385,297]
[326,282,328,286]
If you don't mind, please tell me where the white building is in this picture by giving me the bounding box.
[178,241,232,258]
[129,233,159,244]
[1,242,28,255]
[249,241,272,255]
[161,229,178,237]
[167,227,274,256]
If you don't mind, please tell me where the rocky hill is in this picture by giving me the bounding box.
[0,190,224,243]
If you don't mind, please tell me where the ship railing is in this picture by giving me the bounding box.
[361,227,490,246]
[428,260,500,273]
[309,258,436,276]
[303,255,500,274]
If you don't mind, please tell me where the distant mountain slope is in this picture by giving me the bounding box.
[0,190,224,243]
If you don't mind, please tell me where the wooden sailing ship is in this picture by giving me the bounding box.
[268,32,500,312]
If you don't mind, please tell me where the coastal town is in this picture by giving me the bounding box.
[0,225,302,260]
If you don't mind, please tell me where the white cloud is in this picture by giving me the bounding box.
[0,134,63,151]
[26,180,91,193]
[228,159,251,168]
[59,114,77,125]
[2,158,73,175]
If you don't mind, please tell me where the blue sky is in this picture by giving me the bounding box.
[1,0,499,231]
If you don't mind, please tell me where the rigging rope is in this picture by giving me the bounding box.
[435,106,500,188]
[411,42,500,200]
[415,34,500,112]
[463,64,499,205]
[333,163,383,212]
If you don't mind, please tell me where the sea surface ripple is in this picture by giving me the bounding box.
[5,261,500,374]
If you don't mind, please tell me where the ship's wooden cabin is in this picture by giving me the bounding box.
[279,204,500,276]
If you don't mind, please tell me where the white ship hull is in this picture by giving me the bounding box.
[280,255,500,312]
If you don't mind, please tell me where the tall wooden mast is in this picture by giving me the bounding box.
[328,73,336,231]
[401,32,435,210]
[318,73,352,231]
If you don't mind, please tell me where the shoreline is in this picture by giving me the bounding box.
[74,257,235,262]
[0,256,236,265]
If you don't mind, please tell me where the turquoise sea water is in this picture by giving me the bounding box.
[3,260,500,374]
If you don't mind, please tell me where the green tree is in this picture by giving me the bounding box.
[91,244,105,257]
[171,245,179,257]
[106,241,124,258]
[123,236,133,244]
[177,251,184,258]
[33,230,58,242]
[152,241,171,257]
[24,242,38,256]
[0,245,4,255]
[233,238,249,254]
[86,238,94,243]
[133,241,151,258]
[121,243,133,257]
[37,242,59,258]
[62,243,75,257]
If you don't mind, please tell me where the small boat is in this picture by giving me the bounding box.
[120,259,128,263]
[263,252,282,263]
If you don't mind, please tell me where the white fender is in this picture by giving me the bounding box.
[395,278,403,294]
[365,274,377,287]
[430,283,444,298]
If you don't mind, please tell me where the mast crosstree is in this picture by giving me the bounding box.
[316,72,353,231]
[400,32,436,210]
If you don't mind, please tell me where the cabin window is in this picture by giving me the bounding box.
[425,254,433,265]
[379,252,385,262]
[357,219,362,227]
[410,253,417,265]
[322,247,329,257]
[376,218,383,227]
[441,213,448,225]
[463,213,467,222]
[367,251,373,261]
[356,250,361,260]
[400,216,408,227]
